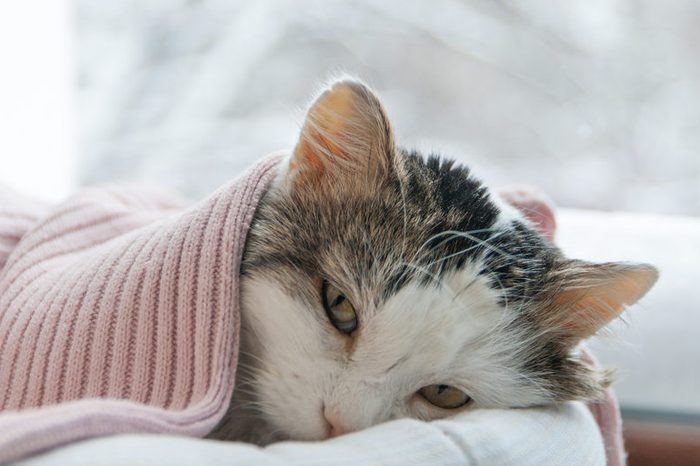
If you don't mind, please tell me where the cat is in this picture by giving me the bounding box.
[209,78,658,444]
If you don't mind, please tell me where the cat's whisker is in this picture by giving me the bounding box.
[421,230,511,272]
[392,227,508,288]
[448,275,482,304]
[412,227,503,262]
[434,230,521,262]
[238,350,272,368]
[396,261,443,287]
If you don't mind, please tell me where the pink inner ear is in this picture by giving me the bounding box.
[497,185,557,240]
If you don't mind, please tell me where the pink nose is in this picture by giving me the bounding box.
[323,405,349,438]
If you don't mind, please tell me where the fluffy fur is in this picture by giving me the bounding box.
[209,79,657,443]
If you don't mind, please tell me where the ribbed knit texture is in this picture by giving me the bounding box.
[0,154,624,465]
[0,154,282,465]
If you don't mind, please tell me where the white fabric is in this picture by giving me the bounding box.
[15,402,604,466]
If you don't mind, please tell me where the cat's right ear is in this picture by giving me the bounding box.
[539,260,658,343]
[286,79,396,193]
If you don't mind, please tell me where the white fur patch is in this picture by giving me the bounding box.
[489,188,524,230]
[237,260,550,441]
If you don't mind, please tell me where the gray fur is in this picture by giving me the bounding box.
[242,147,610,404]
[212,79,656,442]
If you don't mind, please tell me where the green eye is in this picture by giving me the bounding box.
[419,384,471,409]
[322,281,358,334]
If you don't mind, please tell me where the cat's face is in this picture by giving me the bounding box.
[236,79,657,442]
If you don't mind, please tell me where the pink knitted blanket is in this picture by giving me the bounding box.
[0,153,624,465]
[0,154,281,464]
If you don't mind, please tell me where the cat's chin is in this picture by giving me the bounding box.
[253,412,334,443]
[207,409,283,445]
[208,387,330,444]
[208,411,329,445]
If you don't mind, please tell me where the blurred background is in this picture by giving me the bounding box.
[1,0,698,461]
[3,0,699,214]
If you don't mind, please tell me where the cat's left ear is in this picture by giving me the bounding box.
[497,186,556,241]
[287,79,396,191]
[541,260,658,342]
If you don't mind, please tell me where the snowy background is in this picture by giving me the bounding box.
[70,0,700,418]
[75,0,700,216]
[0,0,698,419]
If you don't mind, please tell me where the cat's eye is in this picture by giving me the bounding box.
[419,384,471,409]
[322,281,358,334]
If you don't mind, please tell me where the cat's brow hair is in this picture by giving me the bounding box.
[242,148,560,312]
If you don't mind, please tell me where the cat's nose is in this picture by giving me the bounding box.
[322,404,349,438]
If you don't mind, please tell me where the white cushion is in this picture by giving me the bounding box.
[16,402,603,466]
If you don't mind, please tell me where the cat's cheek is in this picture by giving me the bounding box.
[249,362,335,441]
[238,277,332,440]
[251,368,329,441]
[267,408,327,441]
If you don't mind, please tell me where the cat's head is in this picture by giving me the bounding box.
[239,79,658,441]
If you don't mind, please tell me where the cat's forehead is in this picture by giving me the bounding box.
[353,264,504,364]
[320,161,548,300]
[245,150,555,312]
